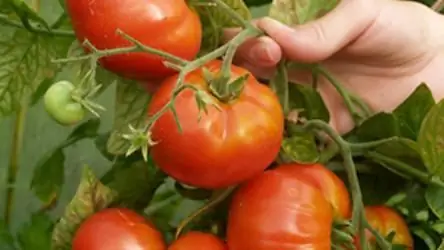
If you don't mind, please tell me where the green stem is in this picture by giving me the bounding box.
[54,31,188,66]
[210,28,262,100]
[175,186,236,239]
[303,119,390,250]
[0,14,74,37]
[4,106,27,225]
[314,66,368,125]
[366,151,444,188]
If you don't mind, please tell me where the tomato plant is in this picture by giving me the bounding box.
[43,80,85,125]
[2,0,444,250]
[226,167,333,250]
[65,0,202,81]
[169,231,227,250]
[72,208,167,250]
[148,60,284,189]
[363,206,413,249]
[273,163,351,219]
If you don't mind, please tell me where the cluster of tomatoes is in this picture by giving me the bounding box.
[71,163,413,250]
[62,0,413,249]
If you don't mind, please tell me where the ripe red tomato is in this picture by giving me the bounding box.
[363,206,413,249]
[273,163,351,219]
[169,231,227,250]
[72,208,166,250]
[226,168,333,250]
[148,60,284,189]
[66,0,202,81]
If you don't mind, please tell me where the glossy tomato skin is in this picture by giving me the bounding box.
[273,163,351,219]
[66,0,202,81]
[169,231,227,250]
[148,60,284,189]
[364,206,413,249]
[226,168,333,250]
[72,208,166,250]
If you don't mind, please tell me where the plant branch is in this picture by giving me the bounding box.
[4,105,27,226]
[314,66,370,125]
[365,151,444,188]
[53,30,188,66]
[304,119,390,250]
[0,13,74,37]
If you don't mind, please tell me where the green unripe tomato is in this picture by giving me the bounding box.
[44,80,85,126]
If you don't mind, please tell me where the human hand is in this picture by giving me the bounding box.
[224,0,444,134]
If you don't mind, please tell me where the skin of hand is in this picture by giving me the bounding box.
[224,0,444,134]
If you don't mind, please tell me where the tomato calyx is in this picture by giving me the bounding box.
[203,66,249,103]
[122,125,157,161]
[332,219,355,249]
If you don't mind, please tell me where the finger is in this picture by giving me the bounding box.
[223,26,282,67]
[257,0,381,62]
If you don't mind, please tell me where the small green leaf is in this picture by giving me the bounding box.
[270,60,289,115]
[288,83,329,122]
[8,0,51,31]
[51,166,117,250]
[107,81,152,155]
[103,158,167,210]
[268,0,338,25]
[418,100,444,177]
[411,225,440,250]
[17,212,53,250]
[0,27,73,117]
[280,125,319,164]
[426,185,444,220]
[30,148,65,205]
[354,113,400,141]
[394,83,435,140]
[196,0,251,54]
[0,220,17,250]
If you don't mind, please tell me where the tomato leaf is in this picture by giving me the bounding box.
[280,124,319,164]
[30,119,100,205]
[147,179,206,243]
[393,83,435,140]
[17,212,53,250]
[196,0,251,54]
[426,185,444,220]
[102,158,167,210]
[30,148,65,206]
[373,138,426,171]
[106,81,151,155]
[51,166,118,250]
[7,0,51,31]
[66,118,100,141]
[268,0,338,25]
[0,27,72,118]
[288,83,329,122]
[353,113,400,141]
[411,225,441,250]
[0,220,17,250]
[418,100,444,178]
[269,60,289,115]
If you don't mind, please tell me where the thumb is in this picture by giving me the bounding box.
[257,0,381,62]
